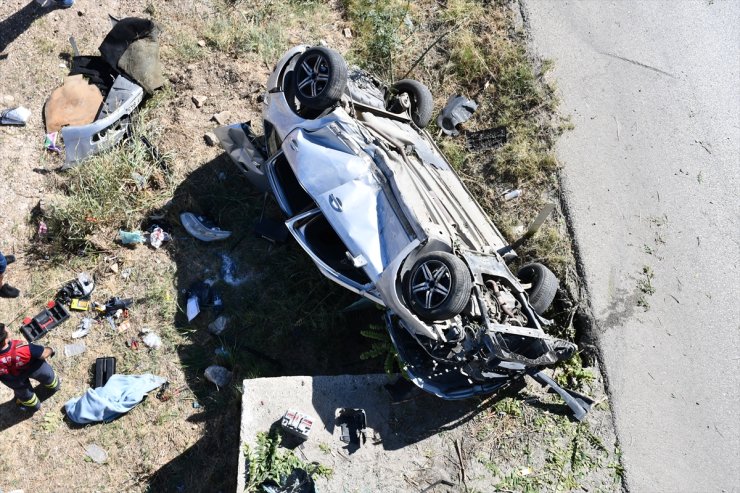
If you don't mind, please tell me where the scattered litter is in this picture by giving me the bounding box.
[336,408,369,451]
[197,39,206,48]
[126,338,139,350]
[109,262,119,274]
[503,189,522,201]
[70,298,91,311]
[142,332,162,349]
[466,126,508,151]
[192,401,201,409]
[192,95,207,108]
[37,221,48,238]
[85,444,108,464]
[281,409,314,440]
[116,319,131,333]
[148,225,170,249]
[208,315,228,335]
[186,295,200,322]
[211,111,231,125]
[204,365,232,388]
[437,95,477,136]
[72,318,93,339]
[43,132,62,153]
[342,27,352,38]
[64,374,166,424]
[121,268,132,280]
[180,212,232,242]
[204,131,218,147]
[118,230,145,245]
[1,106,31,125]
[220,253,251,286]
[64,343,87,357]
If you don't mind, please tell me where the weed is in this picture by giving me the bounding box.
[244,430,332,492]
[555,352,595,389]
[636,265,656,311]
[359,325,401,375]
[494,397,523,417]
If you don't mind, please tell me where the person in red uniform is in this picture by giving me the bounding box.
[0,323,59,411]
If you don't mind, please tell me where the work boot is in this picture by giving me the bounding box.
[45,376,61,395]
[16,395,41,413]
[0,284,20,298]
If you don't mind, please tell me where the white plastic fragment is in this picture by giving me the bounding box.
[204,365,232,388]
[208,315,228,335]
[64,343,86,357]
[0,106,31,125]
[186,296,200,321]
[142,332,162,349]
[85,443,108,464]
[72,318,93,339]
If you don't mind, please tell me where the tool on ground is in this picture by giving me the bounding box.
[21,301,70,342]
[335,408,368,448]
[70,298,91,311]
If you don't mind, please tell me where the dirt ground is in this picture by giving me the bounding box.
[0,1,620,492]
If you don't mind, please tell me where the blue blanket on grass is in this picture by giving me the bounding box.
[64,374,166,424]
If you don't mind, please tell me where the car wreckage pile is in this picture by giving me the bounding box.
[218,46,594,420]
[42,17,164,166]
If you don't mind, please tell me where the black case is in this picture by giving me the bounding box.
[94,357,117,388]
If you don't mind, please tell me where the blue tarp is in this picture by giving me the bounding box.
[64,374,166,424]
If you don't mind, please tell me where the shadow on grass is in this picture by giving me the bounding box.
[145,154,381,492]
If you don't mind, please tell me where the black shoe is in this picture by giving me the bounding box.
[0,284,20,298]
[3,255,15,265]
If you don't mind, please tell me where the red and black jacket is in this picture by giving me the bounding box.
[0,340,42,377]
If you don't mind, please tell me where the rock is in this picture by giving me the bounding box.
[204,365,232,388]
[211,111,230,125]
[319,39,328,47]
[85,444,108,464]
[197,39,206,47]
[109,262,119,274]
[2,95,14,105]
[186,64,195,71]
[343,27,352,38]
[192,95,207,108]
[204,132,218,147]
[77,9,84,16]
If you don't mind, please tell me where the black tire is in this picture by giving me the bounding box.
[405,252,472,320]
[389,79,434,128]
[517,263,559,316]
[293,47,348,111]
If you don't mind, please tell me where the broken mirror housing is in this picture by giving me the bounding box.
[221,46,592,420]
[61,76,143,168]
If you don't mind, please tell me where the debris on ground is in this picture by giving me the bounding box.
[503,189,522,201]
[71,317,93,339]
[118,230,145,245]
[204,131,218,146]
[64,374,166,424]
[141,331,162,349]
[43,131,62,153]
[208,315,228,335]
[21,301,70,342]
[94,357,117,388]
[192,95,207,108]
[204,365,232,388]
[211,111,231,125]
[1,106,31,125]
[99,18,165,94]
[180,212,232,241]
[465,126,508,151]
[437,95,477,136]
[148,225,170,248]
[64,342,86,357]
[84,444,108,464]
[281,409,314,441]
[44,75,103,132]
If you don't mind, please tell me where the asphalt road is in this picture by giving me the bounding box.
[522,1,740,491]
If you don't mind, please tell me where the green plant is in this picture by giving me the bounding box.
[244,430,332,492]
[359,325,401,375]
[636,265,656,310]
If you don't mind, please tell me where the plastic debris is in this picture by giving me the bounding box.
[64,343,86,357]
[1,106,31,125]
[186,296,200,322]
[37,221,48,238]
[77,272,95,296]
[466,126,507,151]
[437,95,478,136]
[503,189,522,201]
[72,318,93,339]
[85,444,108,464]
[180,212,231,242]
[148,225,170,249]
[44,132,62,153]
[204,365,232,388]
[208,315,228,335]
[142,332,162,349]
[118,230,145,245]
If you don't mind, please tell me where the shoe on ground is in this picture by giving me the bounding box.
[3,254,15,265]
[16,398,41,413]
[0,284,20,298]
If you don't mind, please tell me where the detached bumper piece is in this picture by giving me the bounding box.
[180,212,232,242]
[61,76,144,167]
[529,370,595,421]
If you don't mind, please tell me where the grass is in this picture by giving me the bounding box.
[636,264,656,310]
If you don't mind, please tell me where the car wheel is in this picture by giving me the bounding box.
[293,47,348,111]
[405,252,472,320]
[517,263,559,316]
[388,79,434,128]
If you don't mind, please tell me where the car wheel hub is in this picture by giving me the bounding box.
[297,54,330,98]
[410,260,452,309]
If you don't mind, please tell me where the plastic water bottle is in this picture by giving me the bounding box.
[64,343,86,357]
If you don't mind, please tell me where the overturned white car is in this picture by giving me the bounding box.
[218,46,592,419]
